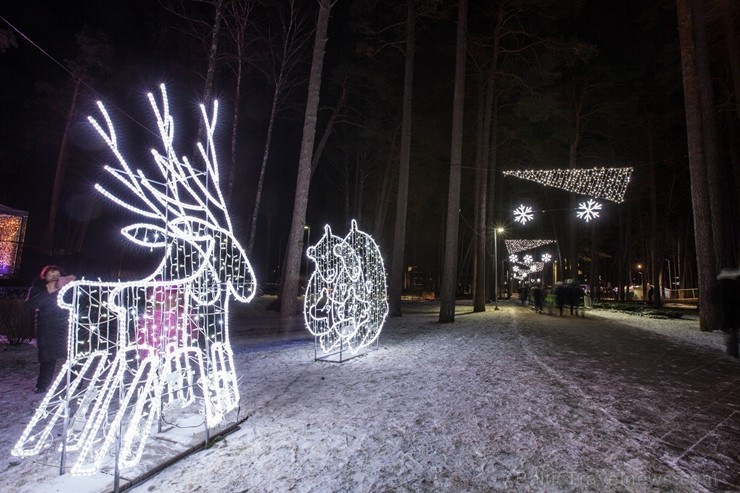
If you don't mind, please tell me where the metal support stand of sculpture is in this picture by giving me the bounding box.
[304,220,388,363]
[12,84,256,478]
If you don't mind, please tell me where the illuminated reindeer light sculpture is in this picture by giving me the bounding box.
[12,84,256,475]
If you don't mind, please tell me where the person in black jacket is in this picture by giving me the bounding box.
[26,265,75,393]
[717,268,740,358]
[554,282,566,316]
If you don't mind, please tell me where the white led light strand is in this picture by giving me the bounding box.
[505,239,557,255]
[576,198,602,222]
[304,220,388,355]
[503,167,633,203]
[13,84,256,475]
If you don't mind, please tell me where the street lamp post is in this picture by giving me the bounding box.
[493,227,504,310]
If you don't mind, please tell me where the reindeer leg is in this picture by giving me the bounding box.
[61,351,112,452]
[117,355,162,469]
[203,342,239,426]
[69,351,129,475]
[161,346,198,410]
[12,351,109,457]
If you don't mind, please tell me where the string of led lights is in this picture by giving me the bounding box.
[0,213,26,277]
[502,167,632,203]
[13,84,257,475]
[304,220,388,356]
[505,239,557,255]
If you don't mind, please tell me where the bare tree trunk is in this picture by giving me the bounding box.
[42,77,81,256]
[248,91,280,254]
[373,155,392,238]
[589,223,597,296]
[471,84,484,302]
[388,0,415,317]
[202,0,223,107]
[227,57,243,206]
[473,5,504,312]
[311,79,347,178]
[279,0,332,321]
[224,0,255,205]
[344,160,351,222]
[567,137,579,281]
[617,204,630,301]
[473,135,489,311]
[355,154,364,222]
[676,0,720,331]
[439,0,467,323]
[647,125,663,307]
[719,0,740,122]
[249,0,311,254]
[485,105,499,302]
[694,0,732,272]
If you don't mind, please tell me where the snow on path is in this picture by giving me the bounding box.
[1,300,731,492]
[123,303,707,493]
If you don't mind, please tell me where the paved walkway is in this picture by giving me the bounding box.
[507,300,740,491]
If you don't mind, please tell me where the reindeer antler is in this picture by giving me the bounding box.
[89,84,232,238]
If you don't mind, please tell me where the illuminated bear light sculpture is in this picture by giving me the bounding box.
[304,220,388,357]
[12,84,256,475]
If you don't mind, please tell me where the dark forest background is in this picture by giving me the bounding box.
[0,0,737,328]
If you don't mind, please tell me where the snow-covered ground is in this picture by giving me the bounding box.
[586,307,722,352]
[0,298,735,492]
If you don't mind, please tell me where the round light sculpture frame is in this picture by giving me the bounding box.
[304,220,388,361]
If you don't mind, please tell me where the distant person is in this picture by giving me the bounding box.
[519,286,529,305]
[647,285,654,303]
[531,284,544,313]
[564,282,583,316]
[26,265,75,393]
[554,282,566,316]
[717,268,740,358]
[544,286,555,315]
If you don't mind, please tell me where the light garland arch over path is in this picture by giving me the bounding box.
[13,84,256,475]
[505,239,557,255]
[502,167,633,203]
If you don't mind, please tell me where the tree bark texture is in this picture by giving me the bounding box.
[676,0,719,331]
[439,0,468,323]
[42,77,81,256]
[388,0,415,317]
[279,0,332,321]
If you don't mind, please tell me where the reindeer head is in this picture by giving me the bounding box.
[89,84,257,304]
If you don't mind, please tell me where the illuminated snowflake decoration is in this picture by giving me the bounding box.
[523,254,533,265]
[509,254,519,263]
[542,253,552,263]
[13,84,257,475]
[512,265,521,273]
[304,220,388,356]
[513,205,534,224]
[576,198,603,222]
[529,262,544,273]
